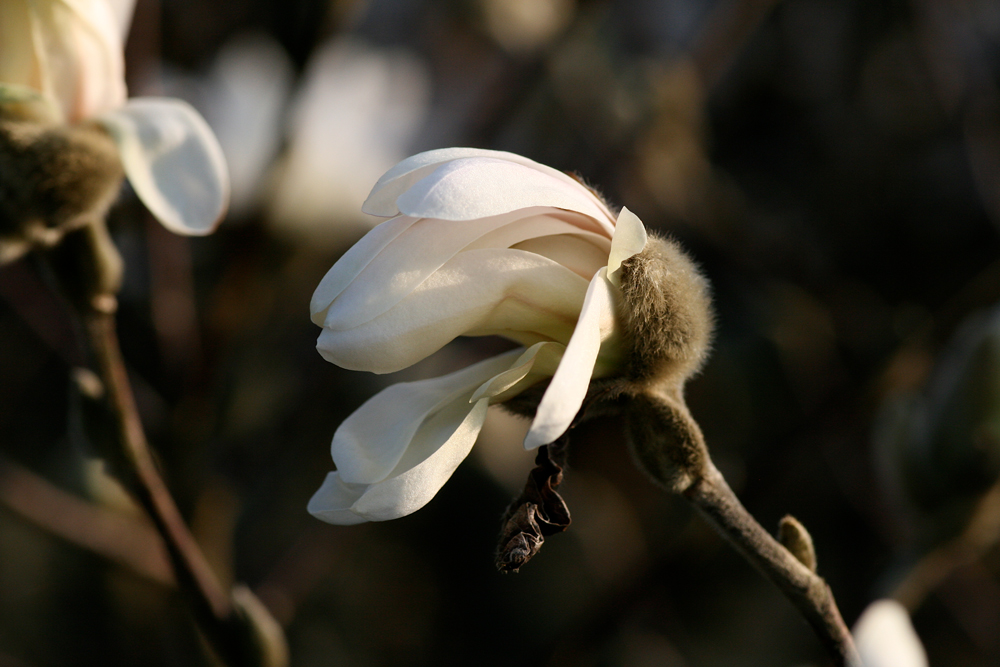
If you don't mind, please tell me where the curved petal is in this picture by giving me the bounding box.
[363,148,616,230]
[395,157,613,229]
[471,341,565,403]
[310,214,419,325]
[853,600,928,667]
[307,473,372,525]
[524,268,618,449]
[320,208,608,331]
[97,97,230,235]
[1,0,126,122]
[331,349,524,484]
[318,249,589,373]
[606,206,648,287]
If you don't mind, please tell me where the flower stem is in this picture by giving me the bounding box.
[49,222,284,667]
[683,460,862,667]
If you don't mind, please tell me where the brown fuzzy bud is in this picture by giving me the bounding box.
[0,118,124,263]
[618,233,714,391]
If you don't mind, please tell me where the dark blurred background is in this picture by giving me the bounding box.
[3,0,1000,664]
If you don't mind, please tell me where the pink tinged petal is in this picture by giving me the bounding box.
[321,208,607,332]
[310,215,420,325]
[317,249,589,373]
[363,148,616,229]
[331,350,524,484]
[98,98,230,235]
[470,341,565,403]
[853,600,928,667]
[524,268,618,449]
[606,206,648,287]
[394,158,614,232]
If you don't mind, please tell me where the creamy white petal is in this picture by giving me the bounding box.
[470,341,565,403]
[322,209,607,332]
[524,268,617,449]
[511,234,611,281]
[331,350,524,484]
[348,395,489,521]
[0,0,126,122]
[310,215,419,325]
[395,157,613,227]
[606,206,648,287]
[853,600,928,667]
[306,473,373,525]
[98,97,230,235]
[318,249,589,373]
[0,83,61,123]
[363,148,616,230]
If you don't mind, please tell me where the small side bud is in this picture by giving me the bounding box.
[778,514,817,573]
[231,585,290,667]
[625,390,709,493]
[618,233,714,390]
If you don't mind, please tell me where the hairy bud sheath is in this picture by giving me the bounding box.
[0,117,124,263]
[617,234,715,493]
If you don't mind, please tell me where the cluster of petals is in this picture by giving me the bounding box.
[309,148,647,524]
[0,0,228,235]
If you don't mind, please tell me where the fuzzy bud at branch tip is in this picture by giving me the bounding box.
[778,515,818,573]
[618,234,715,493]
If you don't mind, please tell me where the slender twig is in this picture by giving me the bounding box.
[0,455,173,584]
[684,461,862,667]
[893,477,1000,612]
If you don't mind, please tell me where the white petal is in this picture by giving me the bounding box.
[105,0,136,40]
[310,215,419,325]
[321,208,607,332]
[97,97,230,235]
[1,0,126,122]
[348,395,489,521]
[331,350,524,484]
[395,157,613,228]
[307,473,372,525]
[607,206,648,287]
[470,341,565,403]
[317,249,589,373]
[853,600,928,667]
[524,268,617,448]
[363,148,615,231]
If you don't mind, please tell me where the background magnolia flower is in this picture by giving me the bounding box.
[853,600,929,667]
[0,0,228,236]
[309,148,647,524]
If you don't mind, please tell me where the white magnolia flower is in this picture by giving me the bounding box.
[0,0,228,235]
[853,600,928,667]
[309,148,648,524]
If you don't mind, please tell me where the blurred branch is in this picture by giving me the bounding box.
[0,455,173,584]
[693,0,785,91]
[893,476,1000,612]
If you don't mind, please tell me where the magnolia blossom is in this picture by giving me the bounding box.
[309,148,647,524]
[0,0,228,235]
[853,600,928,667]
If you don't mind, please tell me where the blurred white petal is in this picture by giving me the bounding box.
[267,38,430,243]
[317,249,589,373]
[853,600,928,667]
[0,0,126,122]
[525,269,617,448]
[98,97,230,235]
[202,32,293,216]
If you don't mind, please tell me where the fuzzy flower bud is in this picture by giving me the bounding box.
[309,148,715,525]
